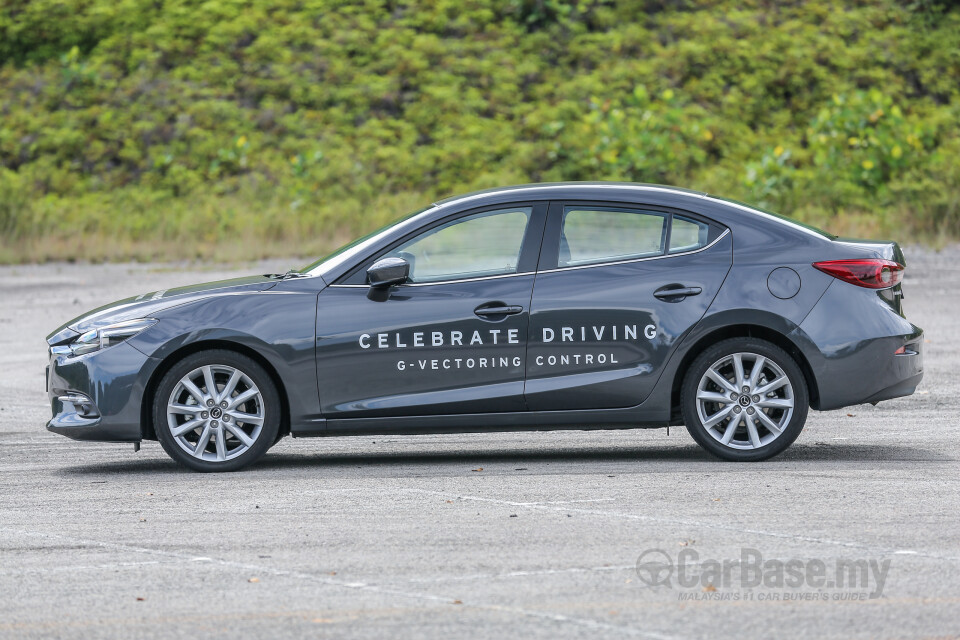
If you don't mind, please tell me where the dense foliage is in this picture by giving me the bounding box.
[1,0,958,262]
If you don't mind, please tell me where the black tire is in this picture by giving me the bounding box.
[154,350,280,472]
[681,337,809,462]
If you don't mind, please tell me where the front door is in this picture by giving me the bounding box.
[316,203,547,418]
[525,202,732,411]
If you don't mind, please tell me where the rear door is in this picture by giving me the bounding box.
[525,201,732,411]
[315,202,547,418]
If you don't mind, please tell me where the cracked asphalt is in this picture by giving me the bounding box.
[0,250,957,639]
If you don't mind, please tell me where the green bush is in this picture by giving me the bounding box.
[561,87,713,183]
[0,0,958,262]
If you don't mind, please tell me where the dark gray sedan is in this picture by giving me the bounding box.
[45,183,924,471]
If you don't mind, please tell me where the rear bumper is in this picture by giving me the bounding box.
[800,332,923,411]
[805,335,923,411]
[796,282,924,411]
[46,341,154,442]
[861,370,923,406]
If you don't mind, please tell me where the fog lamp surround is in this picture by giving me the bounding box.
[67,318,157,357]
[57,393,100,418]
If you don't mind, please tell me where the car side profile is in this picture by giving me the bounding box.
[45,183,924,471]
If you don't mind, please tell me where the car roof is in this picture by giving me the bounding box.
[433,182,706,207]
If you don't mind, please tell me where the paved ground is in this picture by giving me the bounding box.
[0,251,958,639]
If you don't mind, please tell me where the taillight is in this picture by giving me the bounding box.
[812,259,904,289]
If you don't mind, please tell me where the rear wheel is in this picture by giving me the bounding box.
[154,350,280,472]
[681,338,809,461]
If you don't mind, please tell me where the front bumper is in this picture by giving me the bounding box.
[46,341,156,442]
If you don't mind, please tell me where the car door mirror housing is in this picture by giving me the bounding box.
[367,257,410,288]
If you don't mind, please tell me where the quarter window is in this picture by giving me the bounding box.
[669,215,711,253]
[386,207,532,283]
[559,207,667,267]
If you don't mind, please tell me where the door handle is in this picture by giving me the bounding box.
[654,285,702,301]
[474,303,524,317]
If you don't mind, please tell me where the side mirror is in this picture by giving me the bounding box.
[367,256,410,288]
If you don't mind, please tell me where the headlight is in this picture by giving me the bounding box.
[66,318,157,356]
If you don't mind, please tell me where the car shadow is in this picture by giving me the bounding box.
[55,441,952,476]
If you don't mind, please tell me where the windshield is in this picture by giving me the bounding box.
[300,205,436,275]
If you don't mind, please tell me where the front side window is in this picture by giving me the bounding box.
[386,207,532,283]
[559,207,667,267]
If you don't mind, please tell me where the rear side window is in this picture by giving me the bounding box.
[559,207,667,267]
[669,215,711,253]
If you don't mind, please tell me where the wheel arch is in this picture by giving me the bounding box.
[669,323,821,421]
[140,339,292,441]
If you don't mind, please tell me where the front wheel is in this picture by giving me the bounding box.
[681,338,809,461]
[154,350,280,472]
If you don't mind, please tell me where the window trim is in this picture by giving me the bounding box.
[329,271,534,289]
[538,200,727,272]
[336,201,549,286]
[537,228,730,274]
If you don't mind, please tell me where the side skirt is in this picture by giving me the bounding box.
[291,406,670,438]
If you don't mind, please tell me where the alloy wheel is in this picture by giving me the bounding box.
[165,364,265,462]
[695,352,795,450]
